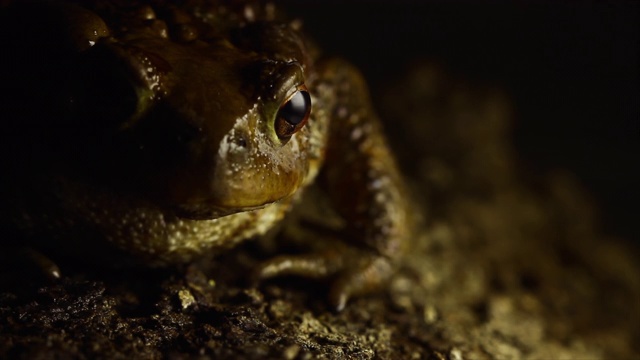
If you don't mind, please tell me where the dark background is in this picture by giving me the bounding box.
[282,1,639,243]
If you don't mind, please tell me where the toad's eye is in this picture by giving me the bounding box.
[275,85,311,140]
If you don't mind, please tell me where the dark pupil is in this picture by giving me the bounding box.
[280,90,310,125]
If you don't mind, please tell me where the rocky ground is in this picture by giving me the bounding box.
[1,62,638,359]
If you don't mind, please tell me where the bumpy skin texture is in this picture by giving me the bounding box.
[0,0,409,310]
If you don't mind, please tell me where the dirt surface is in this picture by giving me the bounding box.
[1,62,638,359]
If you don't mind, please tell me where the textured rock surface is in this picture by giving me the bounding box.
[1,63,638,359]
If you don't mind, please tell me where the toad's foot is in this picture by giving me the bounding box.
[254,247,392,312]
[0,247,61,284]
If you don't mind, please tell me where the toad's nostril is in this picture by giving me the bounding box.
[233,135,247,148]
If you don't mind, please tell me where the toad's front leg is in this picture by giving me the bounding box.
[256,59,411,311]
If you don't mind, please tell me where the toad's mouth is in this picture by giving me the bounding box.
[170,201,273,220]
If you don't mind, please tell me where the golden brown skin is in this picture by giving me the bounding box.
[0,0,409,311]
